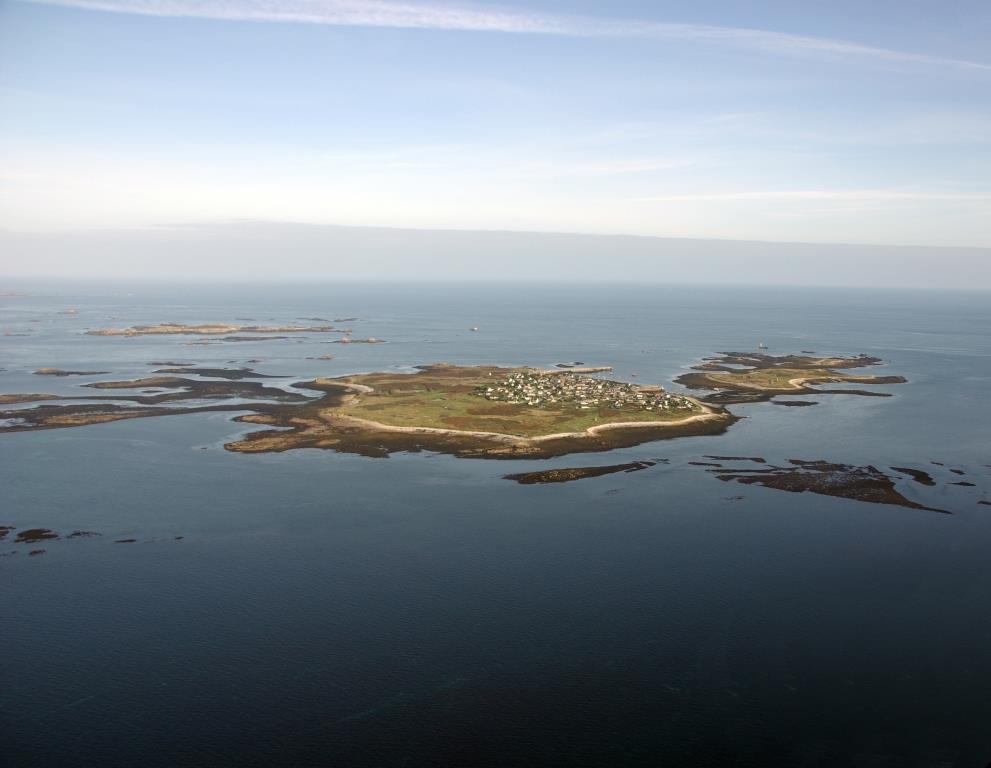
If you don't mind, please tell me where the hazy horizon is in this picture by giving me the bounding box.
[2,221,989,290]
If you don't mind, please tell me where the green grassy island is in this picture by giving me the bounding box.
[228,364,732,458]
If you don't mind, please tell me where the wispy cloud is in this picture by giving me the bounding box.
[22,0,991,72]
[634,190,991,203]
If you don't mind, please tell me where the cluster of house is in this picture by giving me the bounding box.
[476,370,697,412]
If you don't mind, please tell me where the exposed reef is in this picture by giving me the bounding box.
[705,455,767,463]
[892,467,937,486]
[0,525,182,555]
[504,461,656,484]
[15,528,60,543]
[220,335,294,342]
[0,393,60,404]
[151,366,279,379]
[0,369,308,432]
[705,458,949,513]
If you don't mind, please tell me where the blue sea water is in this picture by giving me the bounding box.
[2,281,990,766]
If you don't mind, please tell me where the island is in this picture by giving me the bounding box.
[85,322,345,337]
[675,352,906,404]
[0,353,907,460]
[35,368,111,376]
[227,365,732,459]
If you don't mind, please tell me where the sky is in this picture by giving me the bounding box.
[1,0,990,284]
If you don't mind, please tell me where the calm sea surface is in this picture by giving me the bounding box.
[2,282,990,766]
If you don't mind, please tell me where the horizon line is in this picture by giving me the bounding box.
[2,219,990,253]
[3,274,990,294]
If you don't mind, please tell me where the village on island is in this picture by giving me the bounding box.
[475,369,699,413]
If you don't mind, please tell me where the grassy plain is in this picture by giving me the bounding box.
[330,366,699,438]
[705,367,887,391]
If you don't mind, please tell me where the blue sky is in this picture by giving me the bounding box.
[1,0,990,247]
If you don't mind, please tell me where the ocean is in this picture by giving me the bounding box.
[2,281,990,766]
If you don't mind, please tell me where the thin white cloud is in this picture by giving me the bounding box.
[634,190,991,203]
[22,0,991,72]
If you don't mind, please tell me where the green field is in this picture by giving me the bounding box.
[328,366,698,438]
[706,367,834,390]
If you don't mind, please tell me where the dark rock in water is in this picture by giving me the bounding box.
[222,335,291,342]
[114,538,138,544]
[949,468,966,476]
[952,481,976,487]
[709,459,949,514]
[0,526,13,541]
[330,337,385,344]
[153,366,278,380]
[67,530,102,538]
[772,400,818,407]
[28,549,46,556]
[705,455,766,463]
[891,467,937,486]
[978,501,991,506]
[15,528,59,543]
[505,461,656,485]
